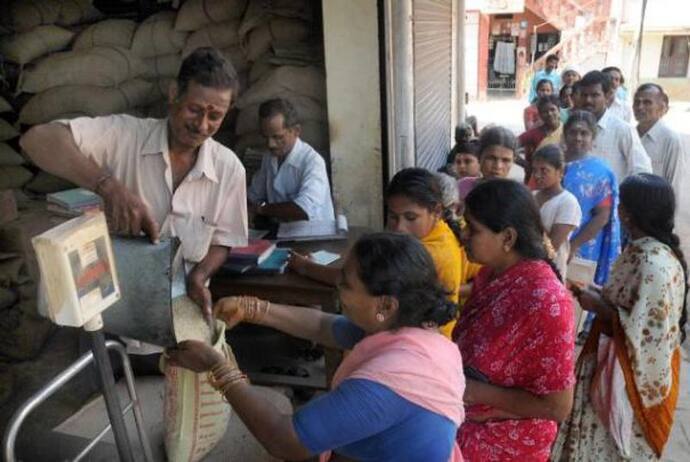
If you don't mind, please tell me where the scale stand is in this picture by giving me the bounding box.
[3,314,154,462]
[85,315,136,462]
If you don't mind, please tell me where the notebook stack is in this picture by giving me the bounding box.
[223,240,289,275]
[47,188,102,217]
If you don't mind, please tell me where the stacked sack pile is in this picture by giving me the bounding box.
[232,0,329,179]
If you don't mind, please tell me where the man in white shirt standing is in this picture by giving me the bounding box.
[21,48,248,368]
[603,66,632,123]
[576,70,651,183]
[248,98,334,223]
[633,83,686,190]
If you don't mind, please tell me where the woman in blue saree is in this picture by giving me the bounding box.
[562,110,621,285]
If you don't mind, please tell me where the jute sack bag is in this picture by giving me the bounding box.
[20,47,147,93]
[0,143,25,166]
[162,296,234,462]
[182,20,241,57]
[55,0,103,27]
[237,65,326,109]
[0,0,61,32]
[19,79,155,125]
[0,25,74,66]
[174,0,247,32]
[244,18,311,62]
[0,120,19,141]
[220,46,249,73]
[235,95,325,135]
[0,97,11,113]
[238,0,313,39]
[72,19,137,50]
[131,11,188,58]
[0,166,33,190]
[143,54,182,80]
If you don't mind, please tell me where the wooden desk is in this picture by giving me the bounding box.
[210,228,369,389]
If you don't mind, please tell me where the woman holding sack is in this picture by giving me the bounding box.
[167,233,465,462]
[551,173,688,461]
[453,179,575,461]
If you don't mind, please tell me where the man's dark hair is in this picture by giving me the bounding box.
[176,47,239,98]
[602,66,625,84]
[536,94,561,111]
[546,55,559,63]
[258,98,300,128]
[580,70,612,94]
[635,82,669,106]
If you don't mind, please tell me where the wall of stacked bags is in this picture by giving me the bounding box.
[0,0,329,399]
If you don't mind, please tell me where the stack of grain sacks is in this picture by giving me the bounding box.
[232,0,329,180]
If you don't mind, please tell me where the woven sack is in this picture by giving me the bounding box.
[238,0,313,39]
[131,11,187,58]
[235,95,325,135]
[143,54,182,79]
[0,166,33,190]
[72,19,137,50]
[21,47,147,93]
[0,143,24,166]
[220,46,249,73]
[0,25,74,65]
[0,120,19,141]
[56,0,103,27]
[244,18,310,62]
[24,171,76,194]
[174,0,247,32]
[0,97,11,113]
[19,79,155,125]
[163,302,233,462]
[237,65,326,109]
[182,20,240,56]
[1,0,61,32]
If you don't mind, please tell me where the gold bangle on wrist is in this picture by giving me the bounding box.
[207,361,249,399]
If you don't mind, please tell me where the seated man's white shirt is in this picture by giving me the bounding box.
[248,138,334,221]
[592,109,652,183]
[61,114,248,354]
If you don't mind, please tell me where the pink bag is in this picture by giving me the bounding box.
[590,335,634,457]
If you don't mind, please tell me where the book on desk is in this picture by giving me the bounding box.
[223,240,289,275]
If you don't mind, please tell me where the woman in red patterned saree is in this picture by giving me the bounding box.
[453,179,576,461]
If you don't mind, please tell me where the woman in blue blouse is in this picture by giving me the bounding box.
[168,233,465,462]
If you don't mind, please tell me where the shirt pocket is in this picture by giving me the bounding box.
[169,212,216,263]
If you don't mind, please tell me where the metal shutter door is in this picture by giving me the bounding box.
[413,0,453,170]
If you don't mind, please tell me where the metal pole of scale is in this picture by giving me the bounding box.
[84,315,135,462]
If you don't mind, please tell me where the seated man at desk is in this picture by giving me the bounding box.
[247,98,334,224]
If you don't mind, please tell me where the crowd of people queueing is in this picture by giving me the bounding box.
[163,56,688,461]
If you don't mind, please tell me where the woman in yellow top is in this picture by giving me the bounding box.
[289,167,480,337]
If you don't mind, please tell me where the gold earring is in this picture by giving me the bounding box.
[376,312,385,322]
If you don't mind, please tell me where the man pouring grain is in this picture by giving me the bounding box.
[20,47,248,368]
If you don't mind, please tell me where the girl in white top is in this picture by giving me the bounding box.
[531,144,582,278]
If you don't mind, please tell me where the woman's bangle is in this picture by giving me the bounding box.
[240,297,271,324]
[207,362,249,400]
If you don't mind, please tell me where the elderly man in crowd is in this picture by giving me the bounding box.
[633,83,686,191]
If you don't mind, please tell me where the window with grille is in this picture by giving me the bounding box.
[658,35,690,78]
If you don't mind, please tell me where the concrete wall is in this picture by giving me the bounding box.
[618,32,690,101]
[322,0,384,229]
